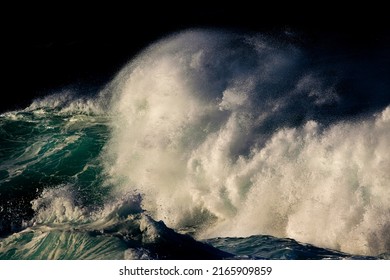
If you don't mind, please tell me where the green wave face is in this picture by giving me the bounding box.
[0,107,111,235]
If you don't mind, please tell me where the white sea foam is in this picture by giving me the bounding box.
[31,185,86,224]
[26,91,106,115]
[101,30,390,256]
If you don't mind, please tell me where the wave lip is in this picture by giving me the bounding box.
[0,188,231,260]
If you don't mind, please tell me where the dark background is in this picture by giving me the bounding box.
[1,3,389,113]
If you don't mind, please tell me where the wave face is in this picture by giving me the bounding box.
[0,30,389,259]
[0,95,110,235]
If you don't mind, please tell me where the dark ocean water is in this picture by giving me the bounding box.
[1,30,389,259]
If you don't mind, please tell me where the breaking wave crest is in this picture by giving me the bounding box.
[102,30,390,256]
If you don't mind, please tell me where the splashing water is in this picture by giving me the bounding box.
[0,29,389,259]
[102,30,390,256]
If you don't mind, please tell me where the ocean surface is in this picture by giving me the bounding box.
[1,30,389,259]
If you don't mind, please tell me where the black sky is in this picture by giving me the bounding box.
[1,4,389,113]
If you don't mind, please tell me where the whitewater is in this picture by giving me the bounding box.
[0,30,389,259]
